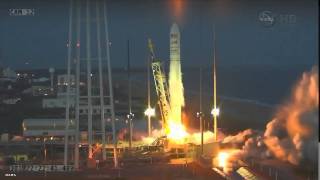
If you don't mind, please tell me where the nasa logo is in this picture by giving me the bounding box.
[258,11,275,27]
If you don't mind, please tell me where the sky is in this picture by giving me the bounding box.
[0,0,318,69]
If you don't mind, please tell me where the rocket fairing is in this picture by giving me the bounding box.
[168,22,184,124]
[170,23,180,63]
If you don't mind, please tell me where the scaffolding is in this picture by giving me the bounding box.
[147,39,170,132]
[64,0,118,169]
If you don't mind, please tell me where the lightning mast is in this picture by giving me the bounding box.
[127,40,133,149]
[64,0,73,166]
[211,27,219,142]
[74,0,81,170]
[213,50,217,141]
[103,0,118,168]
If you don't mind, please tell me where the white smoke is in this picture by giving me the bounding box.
[222,66,319,172]
[264,66,318,165]
[222,129,256,144]
[187,131,215,145]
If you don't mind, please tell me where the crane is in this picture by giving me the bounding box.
[147,38,170,133]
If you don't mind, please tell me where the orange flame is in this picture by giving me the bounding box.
[166,121,188,144]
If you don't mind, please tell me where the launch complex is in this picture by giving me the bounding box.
[37,0,226,173]
[1,1,317,179]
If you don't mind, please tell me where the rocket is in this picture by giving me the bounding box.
[168,23,184,124]
[170,23,180,63]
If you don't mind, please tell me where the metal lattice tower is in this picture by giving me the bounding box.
[64,0,118,169]
[147,39,170,133]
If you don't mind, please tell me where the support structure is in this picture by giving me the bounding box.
[64,0,73,166]
[147,39,170,133]
[64,0,118,169]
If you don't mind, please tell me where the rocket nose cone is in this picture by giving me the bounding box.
[170,23,180,34]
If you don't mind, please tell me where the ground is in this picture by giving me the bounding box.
[0,162,225,180]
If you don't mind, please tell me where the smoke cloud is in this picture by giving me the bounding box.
[264,66,318,165]
[222,66,319,172]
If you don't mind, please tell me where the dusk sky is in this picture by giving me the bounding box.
[0,0,318,69]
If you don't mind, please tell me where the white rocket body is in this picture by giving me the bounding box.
[170,23,180,64]
[168,23,184,124]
